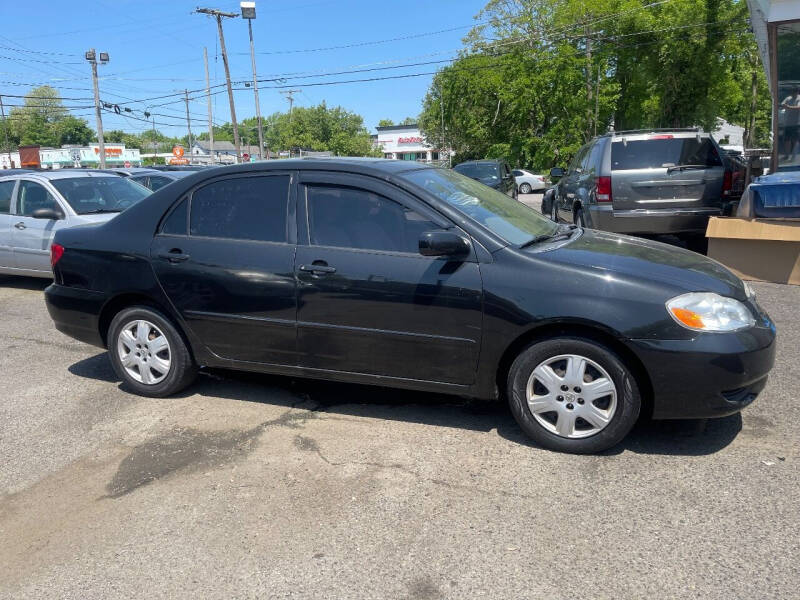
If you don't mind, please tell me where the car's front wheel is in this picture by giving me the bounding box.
[108,306,197,397]
[507,337,641,453]
[519,182,532,194]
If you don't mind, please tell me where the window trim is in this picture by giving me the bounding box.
[0,179,17,215]
[13,179,67,219]
[176,172,295,244]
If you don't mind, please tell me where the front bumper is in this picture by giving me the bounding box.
[587,205,722,235]
[629,303,776,419]
[44,284,106,348]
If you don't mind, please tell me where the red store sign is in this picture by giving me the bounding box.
[398,136,423,144]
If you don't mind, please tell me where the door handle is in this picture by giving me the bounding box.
[14,222,26,230]
[158,250,190,263]
[299,263,336,275]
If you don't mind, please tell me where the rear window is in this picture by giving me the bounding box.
[611,137,722,170]
[453,162,501,181]
[50,177,151,214]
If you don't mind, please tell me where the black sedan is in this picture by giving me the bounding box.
[44,159,776,453]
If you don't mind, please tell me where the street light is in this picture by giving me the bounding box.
[241,1,265,160]
[86,48,109,168]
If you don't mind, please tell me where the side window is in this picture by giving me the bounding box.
[149,176,172,191]
[190,175,289,243]
[160,197,188,235]
[568,147,588,174]
[307,185,439,253]
[17,181,60,217]
[512,170,523,177]
[0,180,14,214]
[130,176,150,189]
[586,142,605,174]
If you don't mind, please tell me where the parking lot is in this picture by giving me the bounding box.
[1,258,798,598]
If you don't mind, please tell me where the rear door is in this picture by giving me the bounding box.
[150,172,298,364]
[610,134,725,210]
[10,179,68,273]
[0,180,16,269]
[558,145,589,220]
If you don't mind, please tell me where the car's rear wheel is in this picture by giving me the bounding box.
[507,337,641,453]
[519,182,532,194]
[108,306,197,397]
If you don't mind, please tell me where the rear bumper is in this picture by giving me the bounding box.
[629,310,777,419]
[44,284,106,348]
[587,205,722,235]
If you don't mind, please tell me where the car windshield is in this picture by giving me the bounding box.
[401,168,558,245]
[453,162,500,180]
[50,176,151,214]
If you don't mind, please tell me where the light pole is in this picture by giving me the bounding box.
[241,1,264,160]
[86,49,109,168]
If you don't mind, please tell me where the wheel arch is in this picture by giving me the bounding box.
[494,320,653,418]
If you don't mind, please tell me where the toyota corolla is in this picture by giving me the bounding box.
[44,159,776,453]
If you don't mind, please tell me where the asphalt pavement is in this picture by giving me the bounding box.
[1,222,798,598]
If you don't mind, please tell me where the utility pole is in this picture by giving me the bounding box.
[584,21,593,141]
[241,2,264,160]
[438,82,448,167]
[0,94,11,166]
[281,89,301,121]
[86,49,109,168]
[203,47,215,164]
[196,8,241,162]
[184,89,193,161]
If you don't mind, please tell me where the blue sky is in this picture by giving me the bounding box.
[1,0,487,139]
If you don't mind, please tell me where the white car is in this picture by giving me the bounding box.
[512,169,547,194]
[0,171,150,278]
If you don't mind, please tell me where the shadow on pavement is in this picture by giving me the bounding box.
[0,275,50,291]
[69,352,741,457]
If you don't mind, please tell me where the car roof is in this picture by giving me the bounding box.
[454,160,502,166]
[167,157,439,178]
[0,170,121,181]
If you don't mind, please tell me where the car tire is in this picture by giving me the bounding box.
[519,183,532,194]
[575,206,586,228]
[506,337,641,454]
[108,305,198,397]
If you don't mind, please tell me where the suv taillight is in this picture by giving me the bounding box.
[722,170,732,197]
[596,176,612,202]
[51,243,64,267]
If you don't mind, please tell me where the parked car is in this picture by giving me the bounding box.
[129,169,195,192]
[0,171,150,278]
[453,159,517,199]
[44,159,775,454]
[0,168,33,176]
[97,167,155,178]
[548,129,734,245]
[512,169,547,194]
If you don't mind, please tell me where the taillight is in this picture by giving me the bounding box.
[722,170,732,197]
[50,243,64,267]
[596,176,612,202]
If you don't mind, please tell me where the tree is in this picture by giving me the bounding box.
[400,117,416,125]
[7,85,95,147]
[378,119,395,127]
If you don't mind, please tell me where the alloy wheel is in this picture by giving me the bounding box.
[525,354,617,439]
[520,183,532,194]
[116,319,172,385]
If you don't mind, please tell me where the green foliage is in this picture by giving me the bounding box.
[420,0,772,170]
[4,86,94,147]
[378,119,395,127]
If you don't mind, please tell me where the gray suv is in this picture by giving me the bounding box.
[547,129,733,239]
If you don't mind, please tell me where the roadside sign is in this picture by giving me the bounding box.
[172,146,185,158]
[242,153,250,161]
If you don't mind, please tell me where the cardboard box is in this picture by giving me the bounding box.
[706,217,800,285]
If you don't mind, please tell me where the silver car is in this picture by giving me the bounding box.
[0,171,150,278]
[549,128,732,240]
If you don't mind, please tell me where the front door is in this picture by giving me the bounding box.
[295,173,483,385]
[0,180,16,269]
[150,172,298,364]
[10,179,66,273]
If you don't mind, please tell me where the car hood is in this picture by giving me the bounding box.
[70,213,121,225]
[543,229,746,298]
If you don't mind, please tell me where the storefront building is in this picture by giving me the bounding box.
[39,144,142,168]
[373,124,445,162]
[747,0,800,170]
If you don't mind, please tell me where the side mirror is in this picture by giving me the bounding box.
[550,167,566,179]
[32,207,63,220]
[419,230,470,258]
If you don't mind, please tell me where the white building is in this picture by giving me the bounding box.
[373,124,447,163]
[38,144,141,168]
[0,151,21,170]
[191,141,263,164]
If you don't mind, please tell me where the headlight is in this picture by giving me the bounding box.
[666,292,755,332]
